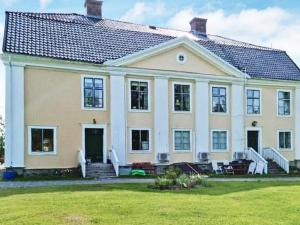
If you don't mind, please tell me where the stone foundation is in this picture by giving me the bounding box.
[6,167,80,177]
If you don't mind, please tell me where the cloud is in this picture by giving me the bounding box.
[120,1,166,24]
[0,23,4,117]
[0,0,18,6]
[39,0,53,9]
[167,7,300,66]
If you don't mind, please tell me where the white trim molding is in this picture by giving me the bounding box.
[173,129,193,152]
[245,87,262,116]
[129,128,152,153]
[277,89,292,117]
[295,87,300,159]
[128,78,151,113]
[154,77,169,162]
[172,81,193,113]
[210,84,229,115]
[104,36,249,79]
[81,123,107,163]
[195,80,209,161]
[231,83,245,158]
[110,72,126,166]
[210,129,229,152]
[28,126,57,156]
[277,130,293,151]
[4,63,25,168]
[81,74,107,111]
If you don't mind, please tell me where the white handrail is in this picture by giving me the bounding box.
[109,148,120,176]
[78,149,86,178]
[246,148,268,174]
[262,147,289,174]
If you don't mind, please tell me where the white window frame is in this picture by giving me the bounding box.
[277,89,292,117]
[211,129,229,152]
[81,75,107,111]
[28,126,57,156]
[172,81,193,113]
[245,87,262,116]
[173,129,193,152]
[176,52,187,64]
[128,79,151,113]
[277,130,293,151]
[129,128,152,153]
[210,85,229,115]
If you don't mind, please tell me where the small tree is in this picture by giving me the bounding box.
[0,115,4,160]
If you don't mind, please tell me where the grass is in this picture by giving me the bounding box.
[0,182,300,224]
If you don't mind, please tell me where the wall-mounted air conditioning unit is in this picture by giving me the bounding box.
[234,152,246,160]
[158,153,169,163]
[198,152,210,163]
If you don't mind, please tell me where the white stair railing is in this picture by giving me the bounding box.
[78,149,86,178]
[262,147,289,174]
[109,148,120,176]
[246,148,268,174]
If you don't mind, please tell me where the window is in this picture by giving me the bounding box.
[29,126,56,154]
[212,130,228,151]
[278,91,291,116]
[177,53,187,64]
[174,83,191,112]
[174,130,191,151]
[247,89,261,114]
[278,131,292,149]
[131,129,150,151]
[82,76,105,109]
[130,80,149,111]
[212,87,227,113]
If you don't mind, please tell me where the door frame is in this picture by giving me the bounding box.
[246,127,262,155]
[81,124,107,163]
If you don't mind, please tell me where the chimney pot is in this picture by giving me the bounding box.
[85,0,103,19]
[189,17,207,36]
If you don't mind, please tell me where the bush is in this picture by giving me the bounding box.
[164,166,181,181]
[154,177,174,190]
[0,115,4,160]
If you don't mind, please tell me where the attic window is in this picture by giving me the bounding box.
[177,53,187,64]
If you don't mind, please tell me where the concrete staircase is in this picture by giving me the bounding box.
[86,163,116,179]
[267,160,286,175]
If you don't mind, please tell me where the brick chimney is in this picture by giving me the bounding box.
[85,0,103,19]
[190,17,207,36]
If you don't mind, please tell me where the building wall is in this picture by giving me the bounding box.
[24,68,111,169]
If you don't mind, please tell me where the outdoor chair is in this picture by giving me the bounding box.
[212,162,224,174]
[255,162,265,175]
[248,162,256,174]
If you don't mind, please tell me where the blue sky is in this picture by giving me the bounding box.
[0,0,300,116]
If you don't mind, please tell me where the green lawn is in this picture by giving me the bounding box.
[1,182,300,225]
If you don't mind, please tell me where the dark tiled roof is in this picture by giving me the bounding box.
[3,12,300,81]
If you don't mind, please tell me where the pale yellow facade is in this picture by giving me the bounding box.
[21,45,299,169]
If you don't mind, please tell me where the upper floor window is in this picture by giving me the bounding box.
[174,83,191,112]
[130,80,149,111]
[247,89,261,115]
[28,126,57,155]
[82,76,105,110]
[212,86,227,113]
[131,129,150,151]
[278,131,292,149]
[278,90,291,116]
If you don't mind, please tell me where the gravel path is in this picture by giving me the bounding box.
[1,177,300,189]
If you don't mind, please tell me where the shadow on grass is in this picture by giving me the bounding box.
[1,181,300,198]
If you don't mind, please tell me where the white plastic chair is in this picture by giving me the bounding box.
[255,162,264,175]
[248,162,256,174]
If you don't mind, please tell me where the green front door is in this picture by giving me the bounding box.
[85,128,103,163]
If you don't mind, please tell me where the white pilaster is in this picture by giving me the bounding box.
[4,63,25,168]
[154,77,169,162]
[295,86,300,160]
[231,83,245,158]
[195,80,209,162]
[110,72,126,166]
